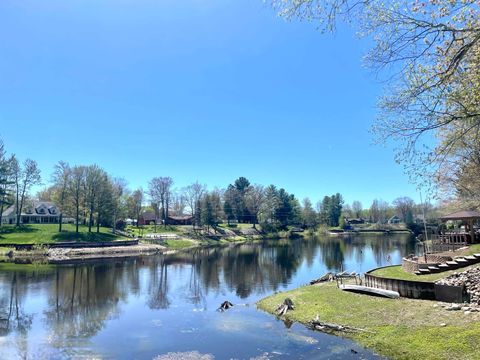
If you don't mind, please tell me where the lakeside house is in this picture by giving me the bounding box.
[388,215,402,224]
[138,212,159,226]
[138,212,193,226]
[346,218,365,225]
[1,201,60,225]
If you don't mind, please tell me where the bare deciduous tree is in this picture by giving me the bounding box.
[183,181,206,222]
[148,177,173,228]
[246,184,265,229]
[13,158,41,226]
[52,161,71,232]
[273,0,480,197]
[69,166,86,233]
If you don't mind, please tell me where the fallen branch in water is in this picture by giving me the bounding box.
[275,298,295,316]
[308,316,371,333]
[310,272,333,285]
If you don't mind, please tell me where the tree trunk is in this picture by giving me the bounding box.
[75,200,79,233]
[161,198,166,229]
[88,206,93,233]
[112,212,116,234]
[59,213,63,232]
[0,200,4,228]
[16,184,27,227]
[58,191,65,232]
[15,184,20,227]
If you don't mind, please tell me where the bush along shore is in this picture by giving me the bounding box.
[257,279,480,360]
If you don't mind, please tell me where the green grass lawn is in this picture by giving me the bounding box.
[0,224,125,244]
[162,239,199,250]
[467,244,480,254]
[370,264,480,282]
[257,282,480,360]
[126,225,182,237]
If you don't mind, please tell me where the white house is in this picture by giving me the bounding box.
[1,201,60,225]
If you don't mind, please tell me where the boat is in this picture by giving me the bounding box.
[339,284,400,299]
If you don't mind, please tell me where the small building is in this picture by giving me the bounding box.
[1,201,60,225]
[346,218,365,225]
[439,210,480,244]
[167,215,193,226]
[138,212,159,226]
[388,215,402,224]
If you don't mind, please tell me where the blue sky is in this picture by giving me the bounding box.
[0,0,421,207]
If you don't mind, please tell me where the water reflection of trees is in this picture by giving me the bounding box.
[147,257,170,309]
[0,273,33,337]
[0,234,417,355]
[190,243,302,299]
[0,260,144,352]
[43,261,140,352]
[316,234,416,271]
[148,235,415,300]
[0,269,52,359]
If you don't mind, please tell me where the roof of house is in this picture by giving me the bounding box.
[1,201,59,217]
[440,210,480,221]
[1,205,15,217]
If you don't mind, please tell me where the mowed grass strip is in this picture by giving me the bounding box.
[162,239,199,250]
[257,282,480,360]
[0,224,124,244]
[371,263,480,282]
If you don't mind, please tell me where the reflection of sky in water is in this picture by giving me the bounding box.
[0,235,411,359]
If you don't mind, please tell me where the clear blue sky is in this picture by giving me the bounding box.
[0,0,421,207]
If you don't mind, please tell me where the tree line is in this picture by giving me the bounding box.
[0,140,431,234]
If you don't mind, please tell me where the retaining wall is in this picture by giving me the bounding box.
[401,257,437,273]
[365,266,465,302]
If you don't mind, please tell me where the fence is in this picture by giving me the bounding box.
[424,234,468,254]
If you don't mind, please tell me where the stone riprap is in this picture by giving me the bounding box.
[436,267,480,305]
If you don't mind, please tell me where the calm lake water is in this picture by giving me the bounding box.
[0,234,416,360]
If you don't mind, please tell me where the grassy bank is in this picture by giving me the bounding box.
[0,224,124,244]
[371,263,480,282]
[125,225,182,237]
[257,282,480,360]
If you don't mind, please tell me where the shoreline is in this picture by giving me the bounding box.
[0,235,263,264]
[256,282,480,360]
[0,229,413,264]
